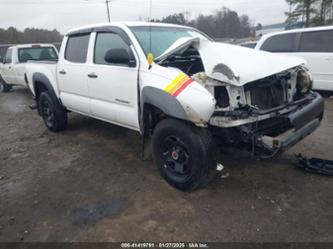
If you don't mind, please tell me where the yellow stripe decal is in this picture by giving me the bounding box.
[168,76,189,95]
[164,73,186,91]
[164,73,191,95]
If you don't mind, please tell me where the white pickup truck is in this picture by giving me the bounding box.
[0,44,58,92]
[25,22,324,191]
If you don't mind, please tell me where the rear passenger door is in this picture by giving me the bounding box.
[86,30,140,130]
[57,33,92,114]
[296,30,333,91]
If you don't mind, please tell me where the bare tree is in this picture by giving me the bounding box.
[153,8,254,39]
[285,0,333,26]
[286,0,318,27]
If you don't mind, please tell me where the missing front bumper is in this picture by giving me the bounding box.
[211,92,324,157]
[258,92,324,152]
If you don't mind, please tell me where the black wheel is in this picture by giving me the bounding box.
[0,79,10,93]
[38,91,67,132]
[151,118,217,192]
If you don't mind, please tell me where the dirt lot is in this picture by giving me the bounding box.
[0,87,332,242]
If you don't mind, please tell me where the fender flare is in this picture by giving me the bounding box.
[32,73,63,114]
[140,86,188,127]
[32,72,58,99]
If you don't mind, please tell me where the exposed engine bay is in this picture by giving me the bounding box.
[158,46,205,76]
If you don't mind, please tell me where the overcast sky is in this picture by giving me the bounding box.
[0,0,289,33]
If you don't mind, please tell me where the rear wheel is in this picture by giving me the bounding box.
[0,80,10,93]
[151,118,217,192]
[38,91,68,132]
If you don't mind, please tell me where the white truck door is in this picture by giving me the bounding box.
[1,48,15,84]
[296,30,333,91]
[87,31,139,130]
[57,34,91,115]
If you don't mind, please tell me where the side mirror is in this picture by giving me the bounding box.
[104,48,136,67]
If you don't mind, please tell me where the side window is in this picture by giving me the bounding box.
[65,34,90,63]
[261,33,297,52]
[5,49,12,63]
[299,30,333,53]
[94,32,131,65]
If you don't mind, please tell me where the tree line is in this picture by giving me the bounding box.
[286,0,333,27]
[0,27,62,44]
[151,8,254,39]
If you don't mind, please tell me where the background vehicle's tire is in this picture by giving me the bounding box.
[0,80,10,93]
[151,118,217,192]
[38,91,67,132]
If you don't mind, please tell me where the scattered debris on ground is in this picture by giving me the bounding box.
[296,154,333,176]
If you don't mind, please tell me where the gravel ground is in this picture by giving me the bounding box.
[0,87,332,242]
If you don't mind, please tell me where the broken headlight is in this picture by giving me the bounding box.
[296,70,312,94]
[214,86,230,108]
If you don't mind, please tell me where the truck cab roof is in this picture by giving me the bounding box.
[66,22,194,36]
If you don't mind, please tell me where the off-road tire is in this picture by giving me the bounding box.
[38,91,68,132]
[151,118,217,192]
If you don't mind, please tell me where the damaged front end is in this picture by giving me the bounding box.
[157,38,324,157]
[201,68,324,157]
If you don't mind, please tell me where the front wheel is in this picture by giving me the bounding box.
[38,91,68,132]
[151,118,217,192]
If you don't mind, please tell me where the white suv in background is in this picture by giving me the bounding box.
[255,26,333,91]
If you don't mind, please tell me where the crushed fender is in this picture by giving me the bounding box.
[296,154,333,176]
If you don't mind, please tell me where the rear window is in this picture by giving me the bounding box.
[261,33,297,52]
[65,34,90,63]
[18,47,58,63]
[299,30,333,53]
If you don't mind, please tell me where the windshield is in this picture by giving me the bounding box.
[18,47,58,63]
[130,26,209,58]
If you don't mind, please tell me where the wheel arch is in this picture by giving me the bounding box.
[140,86,189,132]
[32,73,62,114]
[139,86,191,161]
[33,73,58,98]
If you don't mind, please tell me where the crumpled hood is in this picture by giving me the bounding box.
[198,41,306,86]
[157,38,306,86]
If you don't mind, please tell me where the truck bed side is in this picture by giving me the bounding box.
[25,61,59,98]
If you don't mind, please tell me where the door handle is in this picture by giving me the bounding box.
[88,72,98,78]
[59,70,66,75]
